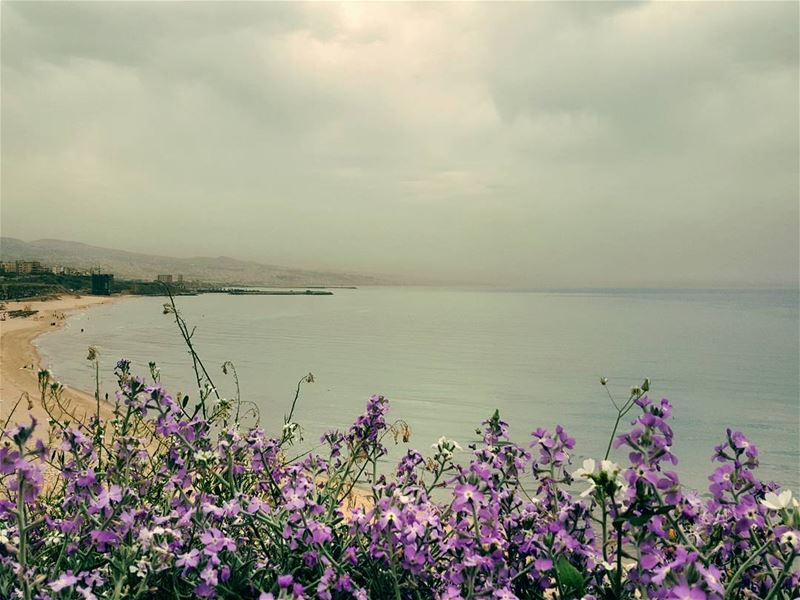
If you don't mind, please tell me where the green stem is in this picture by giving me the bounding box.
[761,551,796,600]
[605,411,624,461]
[111,574,125,600]
[16,472,31,600]
[723,539,771,598]
[601,493,609,563]
[615,524,623,599]
[390,557,402,600]
[95,360,100,418]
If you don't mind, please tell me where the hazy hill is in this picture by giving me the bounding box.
[0,237,384,286]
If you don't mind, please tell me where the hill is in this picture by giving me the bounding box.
[0,237,383,286]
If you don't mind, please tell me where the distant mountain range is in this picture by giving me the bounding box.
[0,237,385,286]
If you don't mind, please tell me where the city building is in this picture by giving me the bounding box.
[91,274,114,295]
[1,260,45,274]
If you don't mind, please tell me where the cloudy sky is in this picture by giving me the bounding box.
[1,2,797,287]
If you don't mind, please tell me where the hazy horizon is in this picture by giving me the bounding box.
[3,234,800,291]
[2,2,798,288]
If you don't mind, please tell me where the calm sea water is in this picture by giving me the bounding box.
[36,287,799,491]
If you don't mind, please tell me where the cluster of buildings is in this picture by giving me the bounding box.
[49,265,94,276]
[0,261,94,276]
[1,260,46,274]
[0,260,114,296]
[156,274,184,284]
[0,261,192,297]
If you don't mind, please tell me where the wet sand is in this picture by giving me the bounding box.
[0,295,120,427]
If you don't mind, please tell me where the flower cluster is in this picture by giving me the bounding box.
[0,365,797,600]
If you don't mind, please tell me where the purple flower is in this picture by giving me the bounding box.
[200,528,236,556]
[90,530,119,551]
[0,365,785,600]
[452,484,485,512]
[89,485,122,512]
[50,571,79,592]
[176,549,201,573]
[76,469,97,487]
[669,580,706,600]
[305,520,332,544]
[534,558,553,571]
[697,564,725,596]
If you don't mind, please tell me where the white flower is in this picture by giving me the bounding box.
[138,528,154,546]
[572,459,596,480]
[600,460,621,476]
[195,450,217,464]
[129,557,150,578]
[432,436,462,455]
[44,530,65,548]
[760,490,793,510]
[780,530,799,550]
[281,421,303,445]
[614,483,630,511]
[393,489,412,504]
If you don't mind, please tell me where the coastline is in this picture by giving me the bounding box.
[0,293,376,507]
[0,294,122,427]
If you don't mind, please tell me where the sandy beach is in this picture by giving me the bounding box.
[0,294,120,427]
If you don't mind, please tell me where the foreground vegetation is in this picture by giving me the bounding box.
[0,298,797,599]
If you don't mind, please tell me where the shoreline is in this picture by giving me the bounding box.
[0,294,122,427]
[0,293,376,507]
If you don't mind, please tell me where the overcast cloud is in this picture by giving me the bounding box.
[1,2,797,287]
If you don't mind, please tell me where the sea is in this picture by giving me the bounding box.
[35,287,799,492]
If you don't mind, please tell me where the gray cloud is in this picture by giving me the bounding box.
[2,1,797,287]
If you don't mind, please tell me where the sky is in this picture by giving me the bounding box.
[1,2,798,288]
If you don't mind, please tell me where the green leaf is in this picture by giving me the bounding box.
[556,557,586,598]
[629,513,652,526]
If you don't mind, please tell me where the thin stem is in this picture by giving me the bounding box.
[161,285,220,418]
[762,551,797,600]
[615,523,623,599]
[222,361,242,422]
[604,411,624,461]
[601,491,609,563]
[1,392,28,432]
[604,388,642,461]
[285,373,313,429]
[723,539,771,598]
[95,359,100,420]
[16,462,31,600]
